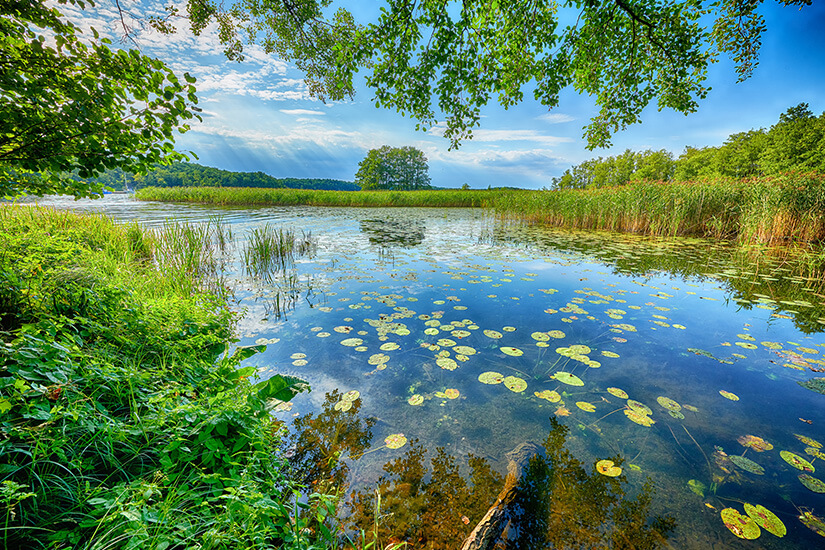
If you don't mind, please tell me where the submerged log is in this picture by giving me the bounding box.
[460,441,546,550]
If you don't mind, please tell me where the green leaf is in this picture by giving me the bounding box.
[254,374,310,403]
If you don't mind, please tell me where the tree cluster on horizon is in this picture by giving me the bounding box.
[552,103,825,189]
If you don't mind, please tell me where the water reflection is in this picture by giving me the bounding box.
[344,417,675,549]
[360,217,426,248]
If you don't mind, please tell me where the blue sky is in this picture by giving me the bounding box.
[69,1,825,189]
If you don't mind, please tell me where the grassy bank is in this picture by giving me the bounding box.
[135,185,507,208]
[136,173,825,244]
[0,206,336,549]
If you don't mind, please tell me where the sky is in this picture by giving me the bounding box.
[63,1,825,189]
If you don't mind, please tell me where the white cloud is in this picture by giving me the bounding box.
[538,113,575,124]
[280,109,327,116]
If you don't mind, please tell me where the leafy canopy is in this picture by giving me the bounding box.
[0,0,200,197]
[355,146,432,190]
[178,0,813,149]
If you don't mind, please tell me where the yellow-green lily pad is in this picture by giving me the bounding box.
[531,332,550,342]
[552,372,584,386]
[534,390,561,402]
[340,337,364,347]
[407,394,424,406]
[500,346,524,357]
[436,357,458,370]
[657,396,681,412]
[503,376,527,392]
[719,390,739,401]
[385,433,407,449]
[744,503,786,537]
[721,508,761,539]
[624,409,655,426]
[799,473,825,493]
[730,455,765,475]
[576,401,596,412]
[478,372,504,384]
[607,387,628,399]
[627,400,652,415]
[484,329,503,339]
[453,345,476,356]
[596,459,622,477]
[781,450,815,472]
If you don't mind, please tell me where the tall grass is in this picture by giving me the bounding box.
[136,185,508,208]
[135,174,825,244]
[242,224,315,281]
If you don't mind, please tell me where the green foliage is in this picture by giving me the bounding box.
[81,162,359,192]
[0,206,332,549]
[355,146,432,190]
[158,1,813,149]
[0,1,201,198]
[554,149,676,189]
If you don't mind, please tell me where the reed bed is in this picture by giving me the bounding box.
[135,186,508,208]
[135,173,825,244]
[241,224,315,280]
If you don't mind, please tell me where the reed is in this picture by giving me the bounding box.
[135,173,825,244]
[241,224,315,280]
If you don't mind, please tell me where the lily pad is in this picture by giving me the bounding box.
[547,330,565,339]
[624,409,655,426]
[576,401,596,412]
[342,390,360,402]
[781,450,815,472]
[407,394,424,406]
[688,479,706,497]
[719,390,739,401]
[503,376,527,393]
[737,435,773,452]
[368,353,390,366]
[340,337,364,347]
[444,388,460,399]
[627,400,652,415]
[795,434,823,449]
[436,357,458,370]
[800,510,825,537]
[729,455,765,475]
[534,390,561,403]
[483,329,503,339]
[601,351,620,358]
[500,346,524,357]
[799,473,825,493]
[552,372,584,386]
[478,371,504,384]
[607,387,629,399]
[657,396,681,412]
[744,503,786,537]
[721,508,761,540]
[531,332,550,342]
[453,345,476,356]
[437,338,457,347]
[569,344,592,355]
[596,459,622,477]
[380,342,400,351]
[385,433,407,449]
[334,399,352,412]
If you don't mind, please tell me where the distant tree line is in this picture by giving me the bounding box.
[553,104,825,189]
[82,162,359,192]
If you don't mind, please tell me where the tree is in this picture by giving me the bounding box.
[760,104,825,175]
[355,146,431,190]
[175,0,813,150]
[0,0,201,197]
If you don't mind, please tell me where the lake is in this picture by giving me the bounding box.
[27,194,825,549]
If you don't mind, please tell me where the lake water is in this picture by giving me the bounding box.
[25,194,825,549]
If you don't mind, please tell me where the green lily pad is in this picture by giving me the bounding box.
[453,345,476,356]
[576,401,596,412]
[334,399,352,412]
[340,337,364,347]
[547,330,565,339]
[795,434,823,448]
[607,387,628,399]
[719,390,739,401]
[624,409,655,426]
[437,338,457,347]
[534,389,561,402]
[531,332,550,342]
[368,353,390,366]
[436,357,458,370]
[595,459,622,477]
[478,371,504,384]
[687,479,706,497]
[380,342,400,351]
[407,394,424,406]
[484,329,503,339]
[500,346,524,357]
[503,376,527,392]
[781,450,815,472]
[657,396,681,412]
[552,372,584,386]
[627,400,652,415]
[342,390,360,402]
[800,510,825,537]
[721,508,761,540]
[730,455,765,475]
[744,503,786,537]
[799,473,825,493]
[601,350,620,358]
[385,433,407,449]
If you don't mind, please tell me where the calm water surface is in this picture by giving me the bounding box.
[28,194,825,549]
